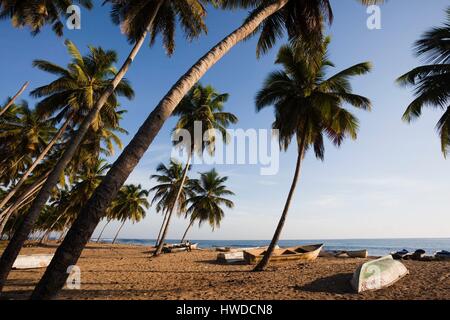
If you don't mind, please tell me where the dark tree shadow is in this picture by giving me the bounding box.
[295,273,356,295]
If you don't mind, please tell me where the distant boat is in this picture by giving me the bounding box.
[12,254,54,270]
[351,255,409,293]
[163,243,198,253]
[320,249,368,258]
[243,244,323,265]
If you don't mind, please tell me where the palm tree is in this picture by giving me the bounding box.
[110,184,149,244]
[30,0,383,299]
[0,41,134,212]
[253,40,372,271]
[0,0,93,36]
[0,82,29,118]
[154,84,237,255]
[0,42,133,291]
[398,7,450,157]
[150,160,192,248]
[181,169,234,242]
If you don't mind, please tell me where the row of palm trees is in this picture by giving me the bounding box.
[0,0,447,301]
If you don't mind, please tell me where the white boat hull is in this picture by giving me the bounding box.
[12,254,54,270]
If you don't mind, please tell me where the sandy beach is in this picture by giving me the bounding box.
[1,242,448,300]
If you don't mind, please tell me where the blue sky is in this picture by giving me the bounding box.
[1,0,449,240]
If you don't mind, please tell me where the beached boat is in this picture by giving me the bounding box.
[347,250,369,258]
[243,244,323,265]
[351,255,409,293]
[12,254,54,270]
[164,243,199,253]
[217,251,244,263]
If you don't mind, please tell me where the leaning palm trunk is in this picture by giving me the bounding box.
[154,154,192,256]
[0,114,73,211]
[0,5,164,293]
[96,219,111,243]
[29,0,290,300]
[181,219,195,243]
[155,210,169,246]
[0,173,48,236]
[253,141,306,272]
[0,82,29,118]
[112,221,126,245]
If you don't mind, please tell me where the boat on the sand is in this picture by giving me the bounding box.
[217,251,244,263]
[12,254,54,269]
[163,243,198,253]
[351,255,409,293]
[243,244,323,265]
[320,250,368,258]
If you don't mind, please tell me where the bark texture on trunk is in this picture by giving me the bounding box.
[0,115,72,211]
[154,154,192,256]
[30,0,289,300]
[0,82,29,117]
[253,141,306,272]
[0,5,162,293]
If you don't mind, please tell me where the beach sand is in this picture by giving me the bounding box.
[1,242,449,300]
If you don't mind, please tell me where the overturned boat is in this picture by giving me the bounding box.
[351,255,409,293]
[12,254,54,270]
[243,244,323,265]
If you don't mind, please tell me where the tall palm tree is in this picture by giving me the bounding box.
[0,0,93,36]
[398,7,450,157]
[0,82,29,118]
[181,169,234,242]
[0,42,133,291]
[154,84,237,255]
[150,160,192,248]
[0,41,134,212]
[31,0,383,300]
[110,184,149,244]
[253,40,372,271]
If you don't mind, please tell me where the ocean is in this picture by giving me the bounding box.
[100,238,450,256]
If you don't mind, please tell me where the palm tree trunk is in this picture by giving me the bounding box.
[96,220,111,243]
[154,153,192,256]
[253,141,306,272]
[0,82,29,117]
[0,114,73,211]
[112,221,126,245]
[0,173,48,236]
[181,219,195,243]
[0,4,165,294]
[155,210,169,247]
[29,0,289,300]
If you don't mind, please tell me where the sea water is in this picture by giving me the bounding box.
[99,238,450,256]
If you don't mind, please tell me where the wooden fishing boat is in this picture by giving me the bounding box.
[164,243,199,253]
[351,255,409,293]
[12,254,54,270]
[243,244,323,265]
[217,252,244,263]
[347,250,369,258]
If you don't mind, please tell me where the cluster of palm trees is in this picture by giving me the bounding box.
[0,0,447,301]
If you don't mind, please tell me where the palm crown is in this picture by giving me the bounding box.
[398,7,450,156]
[0,0,93,36]
[104,0,213,55]
[256,38,372,157]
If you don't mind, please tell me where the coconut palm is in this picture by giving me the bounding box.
[0,43,133,290]
[31,0,384,299]
[0,0,93,36]
[252,40,372,271]
[0,41,134,212]
[150,160,192,248]
[181,169,234,242]
[154,84,237,255]
[398,7,450,157]
[110,184,149,244]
